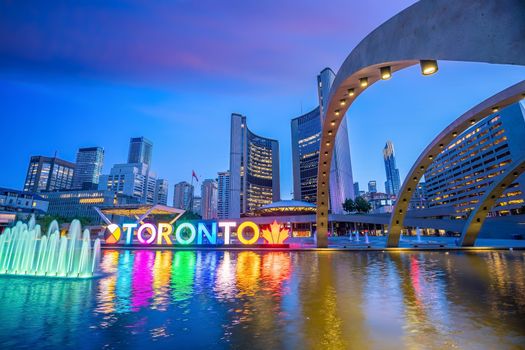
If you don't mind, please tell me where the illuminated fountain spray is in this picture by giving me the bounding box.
[0,216,101,278]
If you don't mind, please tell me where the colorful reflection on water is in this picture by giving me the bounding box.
[0,250,524,349]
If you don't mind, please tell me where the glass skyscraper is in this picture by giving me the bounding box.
[217,171,231,219]
[72,147,104,190]
[229,113,280,218]
[24,156,75,193]
[128,137,153,168]
[291,107,321,203]
[383,140,401,196]
[291,68,354,213]
[173,181,194,210]
[201,179,218,220]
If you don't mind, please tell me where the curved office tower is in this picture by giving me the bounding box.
[229,113,280,218]
[291,68,354,214]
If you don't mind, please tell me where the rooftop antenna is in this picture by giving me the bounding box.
[54,150,58,158]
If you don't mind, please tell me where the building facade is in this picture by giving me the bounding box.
[291,107,321,203]
[217,171,230,219]
[24,156,75,193]
[229,113,280,218]
[424,102,525,216]
[0,187,48,216]
[128,137,153,168]
[192,196,202,215]
[368,180,377,194]
[40,190,123,223]
[173,181,194,210]
[98,163,150,204]
[291,68,354,213]
[201,179,218,220]
[154,179,169,206]
[72,147,104,190]
[383,140,401,196]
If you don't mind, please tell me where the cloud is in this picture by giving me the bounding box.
[0,0,416,90]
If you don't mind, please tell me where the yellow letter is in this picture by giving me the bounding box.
[157,223,173,245]
[237,221,260,245]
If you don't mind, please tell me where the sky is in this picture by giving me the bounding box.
[1,0,524,203]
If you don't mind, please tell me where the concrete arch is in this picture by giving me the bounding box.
[315,0,525,247]
[388,81,525,247]
[459,156,525,246]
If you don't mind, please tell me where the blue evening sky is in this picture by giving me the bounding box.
[1,0,524,202]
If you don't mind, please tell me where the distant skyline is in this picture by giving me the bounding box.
[1,0,524,204]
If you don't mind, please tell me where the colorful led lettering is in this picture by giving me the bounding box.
[137,223,156,244]
[104,220,290,246]
[197,222,217,244]
[236,221,260,245]
[175,223,196,245]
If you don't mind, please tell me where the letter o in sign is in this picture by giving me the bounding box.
[137,223,156,244]
[237,221,260,245]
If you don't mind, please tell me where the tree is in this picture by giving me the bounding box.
[342,198,356,213]
[355,196,372,213]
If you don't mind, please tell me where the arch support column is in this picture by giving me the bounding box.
[460,157,525,246]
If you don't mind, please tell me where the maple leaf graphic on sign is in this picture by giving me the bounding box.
[261,220,289,244]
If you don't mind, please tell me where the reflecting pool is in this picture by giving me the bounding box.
[0,250,524,349]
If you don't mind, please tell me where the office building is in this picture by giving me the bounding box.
[353,182,360,198]
[40,190,134,223]
[99,163,150,204]
[0,187,48,216]
[291,107,321,203]
[229,113,280,218]
[217,171,231,219]
[409,182,428,210]
[24,156,75,193]
[383,141,401,196]
[368,181,377,194]
[128,137,153,168]
[192,196,202,216]
[173,181,194,210]
[291,68,354,212]
[201,179,218,220]
[154,179,169,206]
[425,102,525,216]
[72,147,104,190]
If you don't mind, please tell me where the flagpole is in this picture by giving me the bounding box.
[190,172,194,212]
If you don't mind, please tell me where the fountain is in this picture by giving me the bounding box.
[416,227,423,243]
[355,231,360,242]
[364,232,369,244]
[0,216,101,278]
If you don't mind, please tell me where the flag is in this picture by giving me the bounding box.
[192,170,199,182]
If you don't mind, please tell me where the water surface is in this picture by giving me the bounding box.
[0,250,524,349]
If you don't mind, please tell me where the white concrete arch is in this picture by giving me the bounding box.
[316,0,525,247]
[388,81,525,247]
[460,156,525,247]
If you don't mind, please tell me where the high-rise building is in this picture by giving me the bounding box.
[201,179,218,220]
[98,163,150,204]
[290,68,354,212]
[72,147,104,190]
[128,137,153,168]
[368,180,377,194]
[383,141,401,196]
[173,181,194,210]
[291,107,321,203]
[192,196,202,215]
[24,156,75,193]
[154,179,169,205]
[353,182,360,198]
[217,171,231,219]
[425,102,525,216]
[229,113,280,218]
